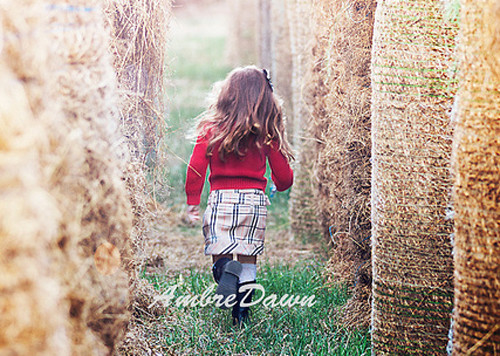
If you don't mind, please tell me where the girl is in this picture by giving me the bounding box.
[185,66,294,325]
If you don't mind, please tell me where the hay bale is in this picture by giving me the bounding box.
[103,1,171,353]
[0,52,70,356]
[370,0,458,353]
[103,0,170,273]
[307,0,375,328]
[451,0,500,354]
[48,1,133,353]
[1,0,133,354]
[287,0,323,240]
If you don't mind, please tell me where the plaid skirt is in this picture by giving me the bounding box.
[202,189,271,256]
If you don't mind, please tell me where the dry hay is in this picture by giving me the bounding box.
[1,0,133,354]
[0,7,69,353]
[287,0,323,241]
[103,0,170,273]
[46,0,133,353]
[103,1,172,354]
[307,0,375,329]
[370,0,459,354]
[451,0,500,354]
[226,0,259,66]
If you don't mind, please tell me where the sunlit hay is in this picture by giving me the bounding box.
[270,0,293,133]
[287,0,322,241]
[103,1,172,353]
[1,0,133,354]
[0,53,69,356]
[370,0,458,353]
[308,0,375,329]
[226,0,259,66]
[451,0,500,354]
[45,0,134,353]
[103,0,171,276]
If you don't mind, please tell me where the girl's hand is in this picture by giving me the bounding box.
[186,205,200,225]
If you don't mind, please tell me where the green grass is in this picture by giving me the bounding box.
[145,261,371,355]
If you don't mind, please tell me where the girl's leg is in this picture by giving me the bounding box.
[236,255,256,264]
[233,254,257,325]
[237,255,257,283]
[213,254,233,264]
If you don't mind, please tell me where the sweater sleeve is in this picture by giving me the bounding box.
[266,141,293,191]
[185,135,209,205]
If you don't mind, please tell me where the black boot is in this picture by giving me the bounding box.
[232,280,256,326]
[212,258,242,310]
[212,257,232,284]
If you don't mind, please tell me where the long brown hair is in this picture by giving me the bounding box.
[196,66,294,161]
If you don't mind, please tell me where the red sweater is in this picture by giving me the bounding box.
[185,135,293,205]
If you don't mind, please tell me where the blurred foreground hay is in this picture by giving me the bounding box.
[451,0,500,354]
[313,0,375,329]
[1,0,171,354]
[1,0,133,354]
[370,0,458,353]
[0,6,69,353]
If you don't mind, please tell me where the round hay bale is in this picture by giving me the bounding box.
[451,0,500,354]
[308,0,376,329]
[103,1,172,353]
[370,0,458,353]
[47,1,133,353]
[103,0,171,274]
[1,0,134,354]
[287,0,322,240]
[0,59,70,356]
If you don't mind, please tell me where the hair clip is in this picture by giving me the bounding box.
[262,69,274,92]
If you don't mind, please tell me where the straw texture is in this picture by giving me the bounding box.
[104,0,170,276]
[103,0,172,353]
[48,1,133,353]
[287,0,322,240]
[0,3,69,353]
[1,0,134,354]
[270,0,293,133]
[370,0,458,353]
[451,0,500,354]
[311,0,375,329]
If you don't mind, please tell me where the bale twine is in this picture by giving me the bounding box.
[0,4,69,353]
[310,0,376,329]
[451,0,500,354]
[287,0,322,240]
[370,0,458,353]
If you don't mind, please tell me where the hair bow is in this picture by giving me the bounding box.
[262,69,274,92]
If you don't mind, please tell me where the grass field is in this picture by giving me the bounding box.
[145,261,370,355]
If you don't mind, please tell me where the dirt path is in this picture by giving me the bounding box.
[142,208,327,277]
